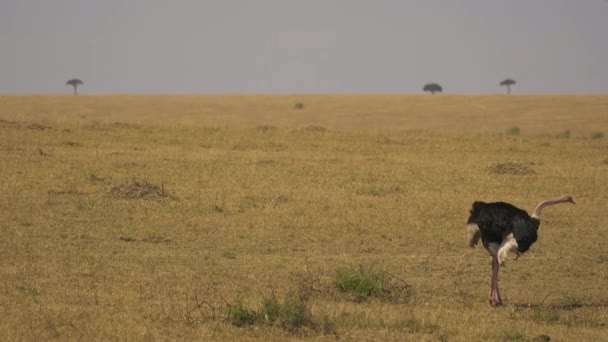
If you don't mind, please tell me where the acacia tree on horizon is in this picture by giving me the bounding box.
[500,79,516,95]
[423,83,443,95]
[66,79,84,95]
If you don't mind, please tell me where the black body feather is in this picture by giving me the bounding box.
[468,201,540,253]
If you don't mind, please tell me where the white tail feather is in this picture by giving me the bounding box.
[467,224,481,248]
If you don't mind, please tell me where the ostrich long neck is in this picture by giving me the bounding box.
[532,197,569,219]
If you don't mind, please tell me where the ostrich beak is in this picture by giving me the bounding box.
[568,197,576,204]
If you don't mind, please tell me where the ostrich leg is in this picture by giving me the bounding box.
[489,256,503,306]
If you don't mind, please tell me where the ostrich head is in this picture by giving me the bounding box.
[532,194,576,219]
[560,194,576,204]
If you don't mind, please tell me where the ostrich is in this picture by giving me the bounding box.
[467,194,575,306]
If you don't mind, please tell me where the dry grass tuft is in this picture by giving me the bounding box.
[26,122,51,130]
[486,162,536,175]
[301,125,327,132]
[48,188,84,196]
[110,179,175,200]
[0,119,51,130]
[256,125,278,132]
[533,334,552,342]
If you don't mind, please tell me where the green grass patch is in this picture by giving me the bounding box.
[259,296,311,329]
[529,307,560,324]
[502,330,526,341]
[336,266,386,299]
[226,299,257,327]
[228,295,314,332]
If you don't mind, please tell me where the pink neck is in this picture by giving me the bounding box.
[532,197,568,219]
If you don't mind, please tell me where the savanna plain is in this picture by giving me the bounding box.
[1,95,607,341]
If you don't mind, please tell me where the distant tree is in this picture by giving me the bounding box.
[500,79,516,95]
[423,83,443,95]
[66,79,84,95]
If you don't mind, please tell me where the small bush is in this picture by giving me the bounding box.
[259,296,311,329]
[506,126,521,136]
[335,266,386,299]
[226,299,256,326]
[294,103,304,110]
[591,131,604,139]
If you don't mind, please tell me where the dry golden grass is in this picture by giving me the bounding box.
[1,95,607,341]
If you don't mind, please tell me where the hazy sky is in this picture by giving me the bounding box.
[2,1,607,94]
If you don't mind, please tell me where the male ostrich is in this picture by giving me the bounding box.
[467,194,575,306]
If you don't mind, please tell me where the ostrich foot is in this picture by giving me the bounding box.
[489,296,503,306]
[489,287,503,306]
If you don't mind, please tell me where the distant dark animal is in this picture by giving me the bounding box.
[467,195,575,306]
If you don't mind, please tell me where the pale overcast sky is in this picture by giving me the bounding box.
[1,1,607,94]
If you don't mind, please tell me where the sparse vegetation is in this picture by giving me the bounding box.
[529,307,561,324]
[1,94,606,341]
[556,129,571,139]
[591,131,604,139]
[507,126,521,136]
[226,299,257,327]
